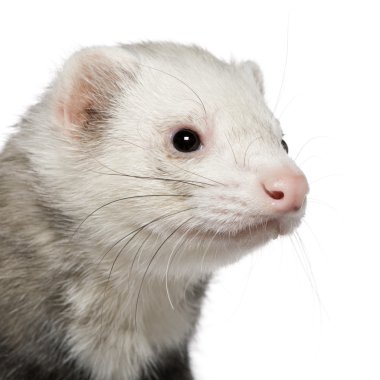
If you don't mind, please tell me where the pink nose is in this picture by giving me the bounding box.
[262,170,309,213]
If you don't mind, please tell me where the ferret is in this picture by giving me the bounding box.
[0,42,308,380]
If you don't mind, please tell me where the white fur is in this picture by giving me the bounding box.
[19,42,307,379]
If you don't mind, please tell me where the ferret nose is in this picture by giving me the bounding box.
[261,170,309,213]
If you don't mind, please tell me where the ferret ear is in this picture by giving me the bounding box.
[53,46,136,139]
[241,61,264,95]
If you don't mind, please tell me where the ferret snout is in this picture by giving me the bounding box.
[261,168,309,213]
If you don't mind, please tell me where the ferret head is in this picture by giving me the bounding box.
[40,43,308,278]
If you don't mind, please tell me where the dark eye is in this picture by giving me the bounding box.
[281,139,289,153]
[172,129,201,153]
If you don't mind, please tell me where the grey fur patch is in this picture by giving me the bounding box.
[138,345,193,380]
[0,341,91,380]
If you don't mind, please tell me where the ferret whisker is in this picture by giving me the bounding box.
[99,226,146,336]
[99,226,150,338]
[168,221,206,280]
[273,13,290,114]
[99,207,198,266]
[74,194,192,236]
[87,154,208,188]
[292,232,324,310]
[307,197,337,211]
[293,136,330,162]
[224,133,238,166]
[297,155,320,168]
[102,137,220,187]
[167,223,207,308]
[164,161,225,186]
[99,208,197,336]
[98,226,144,267]
[309,173,340,185]
[165,224,193,310]
[277,94,297,119]
[181,272,205,310]
[243,137,260,167]
[302,219,324,250]
[136,63,208,121]
[134,217,193,329]
[129,231,153,282]
[90,169,206,188]
[200,221,227,274]
[104,136,148,151]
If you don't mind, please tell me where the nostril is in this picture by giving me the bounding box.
[264,187,285,200]
[261,169,308,213]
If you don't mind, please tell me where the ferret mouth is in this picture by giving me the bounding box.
[221,219,282,240]
[183,218,294,242]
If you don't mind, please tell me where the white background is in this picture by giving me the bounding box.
[1,1,379,379]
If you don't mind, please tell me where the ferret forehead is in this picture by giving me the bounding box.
[119,43,280,136]
[127,46,256,107]
[124,42,225,69]
[127,42,237,89]
[210,101,279,140]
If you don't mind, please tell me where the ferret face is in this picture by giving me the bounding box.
[51,43,308,276]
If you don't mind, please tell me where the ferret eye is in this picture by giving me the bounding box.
[281,139,289,153]
[172,129,201,153]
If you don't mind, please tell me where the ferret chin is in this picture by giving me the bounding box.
[0,42,308,380]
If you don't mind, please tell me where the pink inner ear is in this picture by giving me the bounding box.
[55,53,125,138]
[66,72,97,128]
